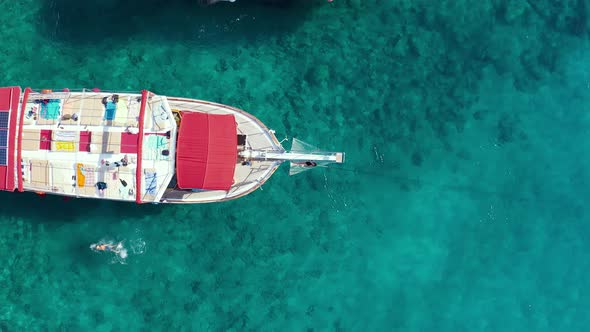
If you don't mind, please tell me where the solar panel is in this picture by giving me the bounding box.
[0,148,6,166]
[0,130,6,148]
[0,112,8,128]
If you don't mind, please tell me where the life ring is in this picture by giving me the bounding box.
[41,89,52,94]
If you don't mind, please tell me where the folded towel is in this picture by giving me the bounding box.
[41,100,61,120]
[83,167,96,187]
[145,171,157,195]
[53,131,77,142]
[76,163,86,187]
[54,141,75,152]
[104,101,117,120]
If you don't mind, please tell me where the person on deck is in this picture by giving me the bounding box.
[293,161,318,167]
[103,155,129,167]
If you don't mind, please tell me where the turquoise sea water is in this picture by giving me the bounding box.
[2,0,590,330]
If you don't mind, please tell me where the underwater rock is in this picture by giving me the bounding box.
[411,151,423,167]
[304,64,331,87]
[497,113,518,145]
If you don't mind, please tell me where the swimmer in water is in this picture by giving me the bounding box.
[92,243,117,252]
[90,241,125,256]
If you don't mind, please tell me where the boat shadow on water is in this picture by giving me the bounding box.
[37,0,320,45]
[0,191,162,223]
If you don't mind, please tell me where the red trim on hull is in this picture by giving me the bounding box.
[135,90,148,204]
[6,87,20,191]
[17,87,30,192]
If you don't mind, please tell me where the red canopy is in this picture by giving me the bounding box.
[176,112,237,190]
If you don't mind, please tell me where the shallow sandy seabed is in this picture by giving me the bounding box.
[1,0,590,330]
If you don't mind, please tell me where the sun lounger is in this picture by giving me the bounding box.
[151,101,171,131]
[75,163,97,194]
[143,135,170,160]
[22,102,38,125]
[79,96,106,126]
[127,98,141,127]
[51,130,78,152]
[22,129,40,151]
[50,162,75,193]
[117,166,135,200]
[36,100,62,125]
[29,160,49,189]
[113,96,130,127]
[83,165,96,187]
[144,168,157,201]
[60,96,83,125]
[90,132,121,154]
[101,167,119,198]
[77,165,100,197]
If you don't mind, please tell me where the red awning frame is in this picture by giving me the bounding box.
[17,87,31,192]
[135,89,148,203]
[13,87,151,198]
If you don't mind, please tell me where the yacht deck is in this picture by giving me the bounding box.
[0,87,303,204]
[18,89,176,203]
[161,97,284,203]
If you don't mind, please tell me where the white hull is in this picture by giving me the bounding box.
[0,87,342,204]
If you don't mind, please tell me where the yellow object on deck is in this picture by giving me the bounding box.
[76,163,86,188]
[54,141,75,152]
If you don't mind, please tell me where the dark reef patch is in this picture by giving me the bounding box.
[38,0,318,45]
